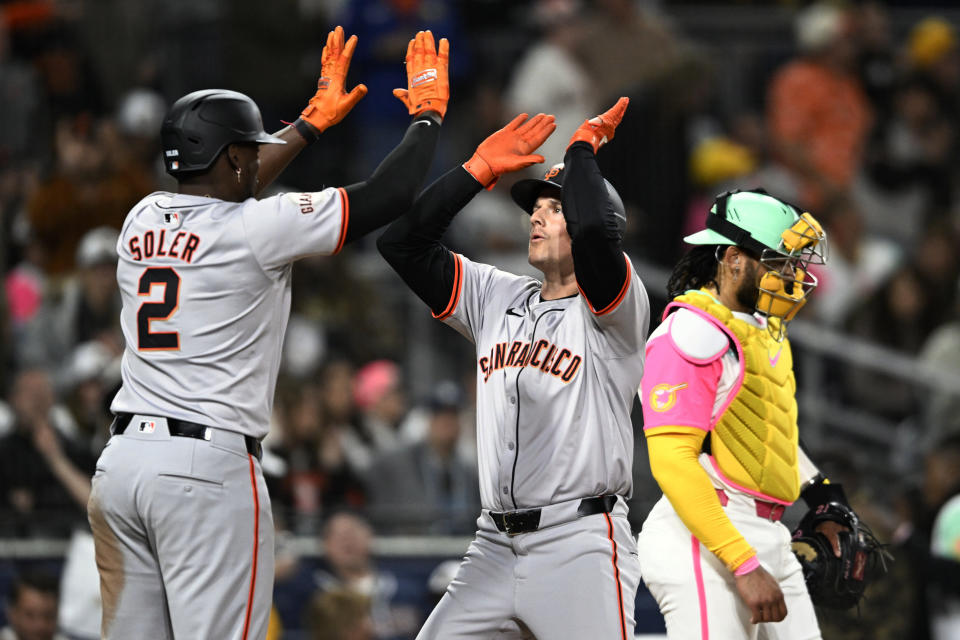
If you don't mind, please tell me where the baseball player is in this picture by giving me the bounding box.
[636,190,855,638]
[378,98,648,639]
[86,28,450,640]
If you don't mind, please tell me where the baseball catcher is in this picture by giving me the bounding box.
[637,189,888,638]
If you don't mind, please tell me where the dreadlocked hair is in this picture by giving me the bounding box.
[667,245,722,299]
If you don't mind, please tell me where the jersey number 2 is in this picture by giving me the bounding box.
[137,267,180,350]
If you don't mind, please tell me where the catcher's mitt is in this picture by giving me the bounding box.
[791,502,891,610]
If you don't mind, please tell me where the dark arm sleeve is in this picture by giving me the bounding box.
[342,114,441,243]
[562,141,628,312]
[376,166,483,315]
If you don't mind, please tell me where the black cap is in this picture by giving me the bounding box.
[510,163,626,235]
[510,163,566,215]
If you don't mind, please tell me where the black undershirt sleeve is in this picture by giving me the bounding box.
[377,166,483,315]
[562,142,627,311]
[342,114,441,243]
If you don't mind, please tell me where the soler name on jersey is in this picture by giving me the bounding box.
[127,229,201,263]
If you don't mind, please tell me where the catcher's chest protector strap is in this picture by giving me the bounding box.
[670,291,801,503]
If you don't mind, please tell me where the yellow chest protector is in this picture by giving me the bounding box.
[668,291,801,503]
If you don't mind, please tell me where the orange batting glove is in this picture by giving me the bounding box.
[567,97,629,154]
[393,30,450,119]
[463,113,557,189]
[300,26,368,133]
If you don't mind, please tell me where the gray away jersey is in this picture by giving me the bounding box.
[440,253,650,511]
[111,189,347,439]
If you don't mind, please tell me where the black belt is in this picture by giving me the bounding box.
[490,494,618,535]
[110,413,262,461]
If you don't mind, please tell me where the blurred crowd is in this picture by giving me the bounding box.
[1,0,960,638]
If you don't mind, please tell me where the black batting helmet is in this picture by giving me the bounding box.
[510,163,626,237]
[160,89,285,176]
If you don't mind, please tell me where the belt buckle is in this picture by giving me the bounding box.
[756,500,784,521]
[770,504,784,521]
[506,508,541,535]
[503,511,524,536]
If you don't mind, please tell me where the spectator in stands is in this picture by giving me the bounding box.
[270,380,366,534]
[350,360,407,471]
[26,117,149,276]
[18,227,122,389]
[914,220,960,328]
[62,340,119,456]
[806,193,901,328]
[366,381,480,534]
[306,590,375,640]
[1,571,65,640]
[857,74,955,248]
[855,1,898,119]
[576,0,682,105]
[767,1,872,211]
[5,229,47,337]
[504,0,595,174]
[0,368,94,537]
[906,16,960,115]
[319,359,370,477]
[843,265,938,421]
[0,17,42,169]
[313,511,421,640]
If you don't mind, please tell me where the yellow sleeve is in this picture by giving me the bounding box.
[646,426,757,572]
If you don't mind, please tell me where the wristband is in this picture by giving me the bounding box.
[734,556,760,576]
[288,118,319,144]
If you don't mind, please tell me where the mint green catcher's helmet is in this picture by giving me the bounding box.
[684,190,804,255]
[684,189,828,331]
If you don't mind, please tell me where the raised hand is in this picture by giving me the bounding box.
[567,96,629,154]
[393,30,450,119]
[464,113,557,189]
[300,26,368,133]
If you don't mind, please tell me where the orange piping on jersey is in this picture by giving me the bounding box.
[604,513,628,640]
[241,454,260,640]
[432,252,463,320]
[579,254,632,316]
[333,187,350,255]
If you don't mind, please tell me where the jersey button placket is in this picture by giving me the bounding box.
[501,385,519,508]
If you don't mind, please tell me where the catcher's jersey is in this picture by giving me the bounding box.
[111,189,347,439]
[441,253,649,511]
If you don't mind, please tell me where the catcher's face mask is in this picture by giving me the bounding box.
[684,190,828,338]
[755,212,827,324]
